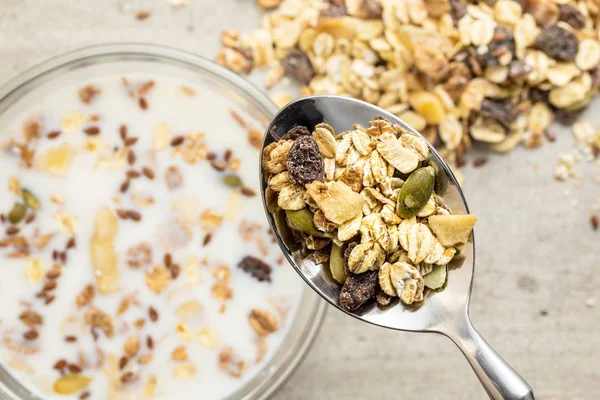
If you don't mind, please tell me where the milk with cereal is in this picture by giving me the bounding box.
[0,74,302,399]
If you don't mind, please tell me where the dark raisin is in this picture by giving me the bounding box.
[553,107,584,125]
[480,27,516,67]
[339,271,378,312]
[508,60,533,79]
[449,0,467,22]
[286,136,325,185]
[480,98,518,129]
[558,4,585,29]
[239,256,272,282]
[281,49,315,85]
[535,24,579,61]
[282,126,311,140]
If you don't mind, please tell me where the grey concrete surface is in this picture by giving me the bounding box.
[0,1,598,399]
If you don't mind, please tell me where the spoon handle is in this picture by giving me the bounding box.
[440,313,534,400]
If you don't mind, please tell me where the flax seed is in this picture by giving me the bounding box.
[120,180,130,193]
[127,150,136,165]
[148,306,158,322]
[120,124,128,140]
[121,371,137,384]
[473,157,488,168]
[53,359,67,370]
[119,356,129,370]
[139,97,148,110]
[6,226,19,236]
[47,131,61,139]
[164,253,172,266]
[224,149,232,161]
[84,126,100,136]
[169,264,180,279]
[126,211,141,221]
[44,295,56,305]
[210,159,228,172]
[241,187,257,197]
[171,136,185,147]
[124,137,139,146]
[116,209,128,220]
[65,335,77,343]
[591,215,599,231]
[142,167,155,179]
[68,364,82,373]
[146,335,154,349]
[79,392,91,400]
[43,281,57,291]
[66,237,76,249]
[126,170,141,179]
[203,234,212,246]
[23,330,39,340]
[46,269,61,280]
[207,152,217,161]
[25,213,36,224]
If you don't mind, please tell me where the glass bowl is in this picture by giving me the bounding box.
[0,43,326,400]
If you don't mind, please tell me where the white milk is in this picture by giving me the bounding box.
[0,74,303,399]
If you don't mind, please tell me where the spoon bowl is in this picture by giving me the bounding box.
[260,95,534,400]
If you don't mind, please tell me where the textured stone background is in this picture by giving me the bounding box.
[0,1,598,399]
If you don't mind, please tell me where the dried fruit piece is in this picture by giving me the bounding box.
[535,24,579,61]
[396,167,435,218]
[282,126,311,140]
[480,98,518,129]
[428,214,477,247]
[306,181,364,224]
[329,244,347,284]
[53,374,92,395]
[409,91,446,125]
[90,208,119,294]
[423,265,447,289]
[281,49,315,84]
[390,262,424,305]
[286,136,325,185]
[8,203,27,224]
[248,309,278,336]
[376,133,418,174]
[339,270,378,311]
[558,4,585,29]
[238,256,272,282]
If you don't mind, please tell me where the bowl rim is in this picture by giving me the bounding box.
[0,43,327,400]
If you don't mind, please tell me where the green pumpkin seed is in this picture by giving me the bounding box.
[329,244,347,284]
[426,158,448,195]
[265,187,278,214]
[396,166,435,218]
[274,209,299,250]
[8,203,27,224]
[423,264,447,290]
[222,174,243,188]
[285,209,321,237]
[22,189,41,210]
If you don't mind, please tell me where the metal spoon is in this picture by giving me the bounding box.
[260,95,534,400]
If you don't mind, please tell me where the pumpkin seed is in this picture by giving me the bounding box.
[53,374,92,395]
[265,187,278,214]
[329,243,347,284]
[274,209,298,250]
[222,174,243,188]
[22,189,41,210]
[423,264,447,290]
[8,203,27,224]
[396,166,435,218]
[427,157,448,196]
[285,209,321,237]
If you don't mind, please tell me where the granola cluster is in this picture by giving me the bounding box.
[264,117,476,311]
[219,0,600,222]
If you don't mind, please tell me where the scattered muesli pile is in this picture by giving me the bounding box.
[263,117,476,311]
[0,75,302,399]
[218,0,600,228]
